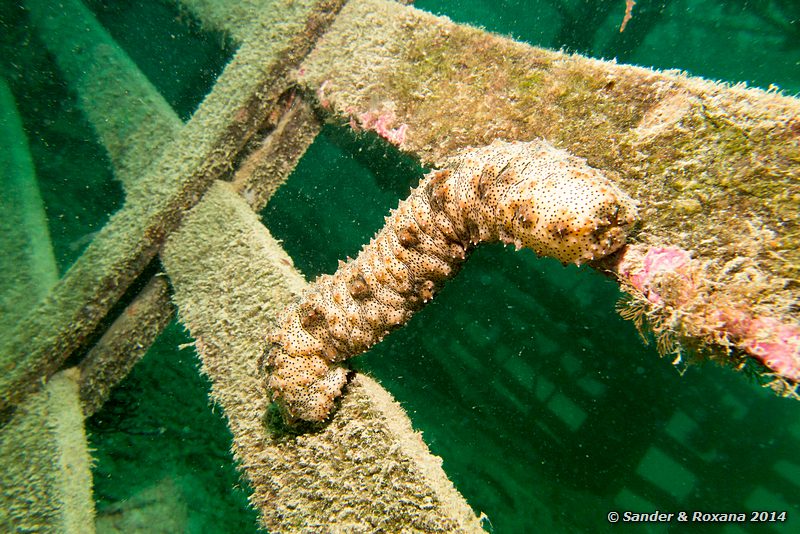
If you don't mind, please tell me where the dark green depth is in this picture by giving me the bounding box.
[87,322,259,533]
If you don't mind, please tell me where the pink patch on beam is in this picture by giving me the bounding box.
[742,317,800,381]
[356,109,409,146]
[626,247,692,304]
[620,246,800,383]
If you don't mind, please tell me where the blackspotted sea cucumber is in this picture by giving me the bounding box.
[266,139,639,422]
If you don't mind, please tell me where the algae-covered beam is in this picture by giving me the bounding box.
[0,78,58,332]
[230,94,321,210]
[25,0,183,195]
[0,79,92,532]
[0,369,96,533]
[161,181,483,532]
[174,0,276,44]
[0,0,345,415]
[77,277,174,417]
[296,0,800,392]
[77,96,319,416]
[23,0,183,416]
[176,0,415,45]
[24,0,321,416]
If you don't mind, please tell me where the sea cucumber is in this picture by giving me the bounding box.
[266,139,639,422]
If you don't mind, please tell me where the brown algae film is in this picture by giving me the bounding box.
[267,140,638,422]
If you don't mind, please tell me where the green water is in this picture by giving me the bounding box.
[1,0,798,532]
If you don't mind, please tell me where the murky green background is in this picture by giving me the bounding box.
[1,0,798,532]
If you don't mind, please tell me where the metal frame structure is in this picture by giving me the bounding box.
[1,0,797,531]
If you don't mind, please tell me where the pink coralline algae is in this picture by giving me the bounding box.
[316,79,335,110]
[353,107,409,146]
[740,317,800,381]
[620,245,800,383]
[711,308,800,381]
[625,246,694,305]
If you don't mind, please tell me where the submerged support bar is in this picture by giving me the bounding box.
[0,81,88,534]
[0,78,58,329]
[77,96,321,417]
[297,0,800,389]
[0,369,96,533]
[25,0,321,416]
[23,0,185,418]
[175,0,276,44]
[230,95,321,210]
[25,0,182,194]
[75,94,320,417]
[77,277,174,417]
[0,0,345,415]
[161,181,483,532]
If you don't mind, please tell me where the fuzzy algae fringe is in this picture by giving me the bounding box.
[0,369,95,532]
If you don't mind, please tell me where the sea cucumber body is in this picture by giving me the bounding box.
[267,140,638,422]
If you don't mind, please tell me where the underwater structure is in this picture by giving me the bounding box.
[1,0,798,531]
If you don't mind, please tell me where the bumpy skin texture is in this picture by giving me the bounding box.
[267,140,638,422]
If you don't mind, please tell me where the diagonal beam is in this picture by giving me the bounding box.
[77,96,321,415]
[22,0,319,415]
[23,0,184,415]
[0,78,58,331]
[77,276,174,417]
[25,0,183,194]
[161,181,483,532]
[0,0,345,415]
[175,0,277,44]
